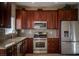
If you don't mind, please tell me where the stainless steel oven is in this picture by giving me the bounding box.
[33,38,47,53]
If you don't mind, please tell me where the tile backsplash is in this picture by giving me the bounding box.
[17,29,59,38]
[0,28,17,42]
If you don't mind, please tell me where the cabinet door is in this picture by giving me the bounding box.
[52,11,58,29]
[47,38,60,53]
[4,3,11,28]
[6,46,13,56]
[16,9,22,29]
[16,9,27,29]
[6,45,17,56]
[34,11,47,21]
[12,45,17,56]
[34,11,39,20]
[58,10,65,21]
[22,10,27,29]
[47,11,53,29]
[0,49,6,56]
[26,38,33,53]
[27,11,34,29]
[58,9,78,21]
[41,11,47,21]
[65,9,78,21]
[71,9,78,20]
[0,3,4,27]
[0,2,11,28]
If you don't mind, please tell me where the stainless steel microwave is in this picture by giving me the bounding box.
[33,21,47,29]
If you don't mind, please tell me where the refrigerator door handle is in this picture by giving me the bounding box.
[70,32,73,41]
[69,22,73,41]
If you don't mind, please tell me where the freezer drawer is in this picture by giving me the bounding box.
[61,42,74,54]
[76,42,79,54]
[61,42,79,54]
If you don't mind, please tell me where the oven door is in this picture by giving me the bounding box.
[33,40,47,50]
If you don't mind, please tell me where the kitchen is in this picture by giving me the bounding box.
[0,2,79,56]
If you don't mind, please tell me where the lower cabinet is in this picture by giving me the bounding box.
[0,38,33,56]
[47,38,60,53]
[6,45,17,56]
[20,39,27,55]
[20,38,33,55]
[26,38,33,53]
[0,49,6,56]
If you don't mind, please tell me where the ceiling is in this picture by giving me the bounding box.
[15,2,78,8]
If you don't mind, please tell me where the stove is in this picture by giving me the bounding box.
[33,21,47,53]
[33,32,47,53]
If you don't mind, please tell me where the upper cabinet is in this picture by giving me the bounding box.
[16,8,78,29]
[58,9,78,21]
[47,11,58,29]
[16,9,27,29]
[0,2,11,28]
[33,10,58,29]
[34,10,47,21]
[58,9,78,29]
[27,11,34,29]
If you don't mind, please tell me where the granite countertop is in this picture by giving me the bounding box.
[0,37,27,49]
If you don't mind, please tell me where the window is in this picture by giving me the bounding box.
[5,17,15,34]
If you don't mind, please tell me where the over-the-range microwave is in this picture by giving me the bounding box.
[33,21,47,29]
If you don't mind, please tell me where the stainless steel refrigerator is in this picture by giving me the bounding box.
[61,21,79,54]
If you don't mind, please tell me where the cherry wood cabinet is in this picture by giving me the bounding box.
[47,11,58,29]
[34,11,40,20]
[47,38,60,53]
[58,9,78,21]
[16,9,78,29]
[16,9,27,29]
[52,11,58,29]
[33,10,58,29]
[18,38,33,55]
[27,10,48,29]
[20,38,33,54]
[33,11,47,21]
[26,38,33,53]
[47,11,52,29]
[20,39,27,55]
[26,11,34,29]
[0,2,11,28]
[0,49,6,56]
[6,45,17,56]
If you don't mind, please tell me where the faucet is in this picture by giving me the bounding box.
[11,32,14,39]
[11,30,15,39]
[11,30,17,39]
